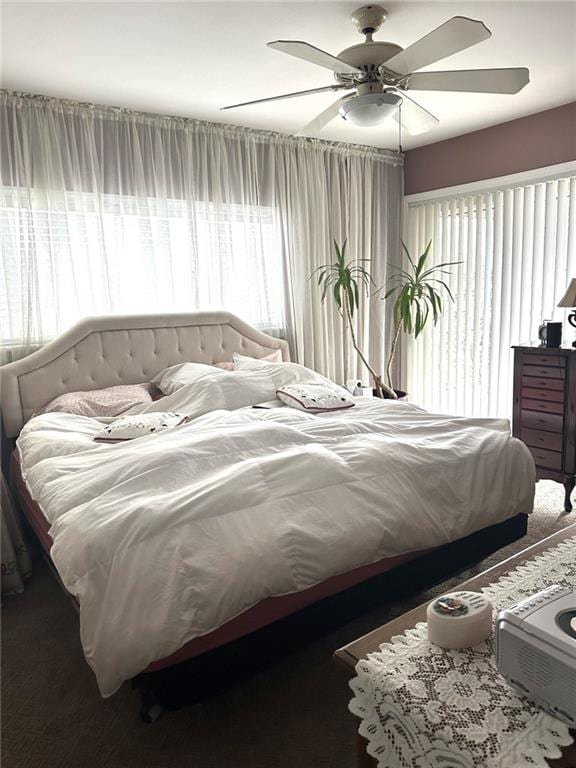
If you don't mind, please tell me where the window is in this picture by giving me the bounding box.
[404,174,576,418]
[1,188,285,358]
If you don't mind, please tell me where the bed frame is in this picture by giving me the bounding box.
[1,311,529,719]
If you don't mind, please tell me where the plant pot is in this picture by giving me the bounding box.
[373,388,408,400]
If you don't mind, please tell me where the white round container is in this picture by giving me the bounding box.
[427,591,493,649]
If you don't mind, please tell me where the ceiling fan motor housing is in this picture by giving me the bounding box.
[351,5,388,35]
[340,4,402,78]
[336,41,404,75]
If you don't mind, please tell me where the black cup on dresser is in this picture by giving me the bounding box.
[538,321,563,348]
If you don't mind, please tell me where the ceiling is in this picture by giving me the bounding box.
[2,1,575,149]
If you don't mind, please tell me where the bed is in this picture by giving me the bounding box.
[1,311,535,711]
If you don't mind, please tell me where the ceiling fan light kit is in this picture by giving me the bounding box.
[339,92,401,127]
[222,5,530,141]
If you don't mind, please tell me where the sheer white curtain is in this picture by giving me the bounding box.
[0,91,403,381]
[403,173,576,418]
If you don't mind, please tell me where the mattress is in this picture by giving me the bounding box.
[16,398,536,696]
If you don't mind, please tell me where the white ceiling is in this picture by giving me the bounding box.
[2,1,575,149]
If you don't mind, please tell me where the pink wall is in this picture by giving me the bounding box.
[404,102,576,195]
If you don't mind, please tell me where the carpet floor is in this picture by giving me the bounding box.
[2,481,574,768]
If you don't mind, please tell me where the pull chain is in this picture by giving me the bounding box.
[398,99,403,154]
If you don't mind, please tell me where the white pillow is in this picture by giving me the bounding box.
[94,412,186,442]
[276,383,355,413]
[233,350,283,369]
[152,363,218,395]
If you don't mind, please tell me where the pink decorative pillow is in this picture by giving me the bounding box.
[38,383,154,418]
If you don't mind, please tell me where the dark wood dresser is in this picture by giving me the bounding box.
[512,346,576,512]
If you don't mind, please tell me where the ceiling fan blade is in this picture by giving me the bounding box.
[221,84,349,110]
[297,96,351,137]
[393,91,439,136]
[407,67,530,94]
[383,17,491,76]
[267,40,362,75]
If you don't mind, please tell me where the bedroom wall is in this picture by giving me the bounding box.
[404,101,576,195]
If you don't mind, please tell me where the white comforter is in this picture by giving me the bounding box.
[18,396,535,697]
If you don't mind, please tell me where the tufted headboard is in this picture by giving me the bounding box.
[0,311,290,437]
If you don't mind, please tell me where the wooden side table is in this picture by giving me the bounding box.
[335,524,576,768]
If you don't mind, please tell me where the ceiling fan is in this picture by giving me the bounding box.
[222,5,530,137]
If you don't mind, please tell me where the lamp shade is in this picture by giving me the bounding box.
[558,278,576,308]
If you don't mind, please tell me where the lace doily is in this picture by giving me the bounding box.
[349,537,576,768]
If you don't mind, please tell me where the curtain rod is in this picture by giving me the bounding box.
[1,89,404,165]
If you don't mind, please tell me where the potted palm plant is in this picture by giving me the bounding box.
[383,240,461,391]
[312,240,396,399]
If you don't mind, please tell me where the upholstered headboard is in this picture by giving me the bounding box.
[0,311,290,437]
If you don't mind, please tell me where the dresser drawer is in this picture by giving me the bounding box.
[521,376,564,391]
[521,387,564,403]
[521,428,564,452]
[522,365,565,379]
[521,399,565,414]
[521,410,564,433]
[527,446,563,471]
[522,354,566,368]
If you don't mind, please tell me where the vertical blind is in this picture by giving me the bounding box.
[404,174,576,418]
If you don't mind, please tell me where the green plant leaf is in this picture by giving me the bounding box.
[388,264,414,282]
[401,289,412,333]
[350,267,375,288]
[419,260,462,280]
[415,303,422,336]
[401,241,416,271]
[415,241,432,278]
[310,263,336,277]
[320,273,336,303]
[333,280,342,310]
[420,303,430,336]
[431,279,455,303]
[426,285,438,323]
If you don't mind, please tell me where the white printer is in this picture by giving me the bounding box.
[496,585,576,727]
